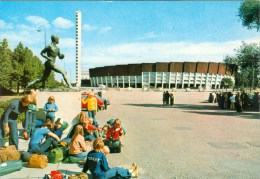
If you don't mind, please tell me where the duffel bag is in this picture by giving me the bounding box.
[0,145,20,162]
[28,154,48,168]
[47,146,68,163]
[68,172,88,179]
[0,160,23,176]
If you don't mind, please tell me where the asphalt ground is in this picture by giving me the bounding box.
[1,91,260,179]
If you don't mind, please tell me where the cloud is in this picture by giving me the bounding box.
[52,17,74,29]
[99,26,112,33]
[0,19,14,30]
[59,37,75,49]
[136,32,158,40]
[82,37,260,69]
[82,24,97,31]
[26,16,50,28]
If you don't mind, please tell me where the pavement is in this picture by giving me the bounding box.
[1,90,260,179]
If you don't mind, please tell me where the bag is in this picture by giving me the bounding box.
[28,154,48,168]
[0,160,23,176]
[47,146,68,163]
[44,170,66,179]
[20,151,32,162]
[107,139,121,153]
[0,145,20,162]
[68,172,88,179]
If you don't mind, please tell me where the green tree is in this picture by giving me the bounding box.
[221,78,234,91]
[0,39,13,91]
[238,1,260,31]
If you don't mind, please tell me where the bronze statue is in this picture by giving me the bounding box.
[27,35,72,89]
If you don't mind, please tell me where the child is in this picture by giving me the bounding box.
[85,92,98,126]
[106,118,124,141]
[69,125,89,159]
[53,118,64,139]
[44,96,58,122]
[86,118,102,138]
[23,90,38,140]
[82,138,138,178]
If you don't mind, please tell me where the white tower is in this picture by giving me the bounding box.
[76,11,82,88]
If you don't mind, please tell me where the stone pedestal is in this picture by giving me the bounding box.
[36,91,81,134]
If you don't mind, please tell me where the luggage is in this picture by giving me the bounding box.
[20,151,32,162]
[47,146,68,163]
[106,139,121,153]
[0,160,23,176]
[68,172,88,179]
[28,154,48,168]
[44,170,66,179]
[0,145,20,162]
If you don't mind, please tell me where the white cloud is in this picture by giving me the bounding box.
[82,37,260,69]
[26,16,50,28]
[83,24,97,31]
[0,20,13,29]
[136,32,158,40]
[52,17,74,29]
[99,26,112,33]
[59,37,75,49]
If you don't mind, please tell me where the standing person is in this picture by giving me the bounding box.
[23,90,38,140]
[170,93,174,106]
[0,95,32,149]
[165,91,170,105]
[241,90,248,110]
[27,35,72,88]
[85,92,98,126]
[236,92,242,113]
[162,91,166,105]
[44,95,58,122]
[82,138,138,178]
[229,93,236,110]
[28,121,60,154]
[69,125,89,160]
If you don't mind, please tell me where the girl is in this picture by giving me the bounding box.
[82,138,138,178]
[0,95,32,149]
[44,95,58,122]
[69,125,89,159]
[106,118,124,141]
[85,92,98,126]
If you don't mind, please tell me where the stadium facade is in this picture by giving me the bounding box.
[89,62,234,89]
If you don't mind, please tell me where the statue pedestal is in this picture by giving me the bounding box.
[36,91,81,134]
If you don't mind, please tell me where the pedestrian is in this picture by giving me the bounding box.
[229,93,235,110]
[85,92,98,126]
[170,93,174,105]
[236,92,242,113]
[44,95,58,122]
[0,95,32,149]
[82,138,138,178]
[162,91,166,105]
[165,91,170,105]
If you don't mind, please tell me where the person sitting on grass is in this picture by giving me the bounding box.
[82,138,138,178]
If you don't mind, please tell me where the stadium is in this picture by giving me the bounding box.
[89,62,234,89]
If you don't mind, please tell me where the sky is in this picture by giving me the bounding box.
[0,1,259,82]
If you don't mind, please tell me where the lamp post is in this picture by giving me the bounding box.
[37,26,46,47]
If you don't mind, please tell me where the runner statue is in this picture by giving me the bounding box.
[27,34,72,89]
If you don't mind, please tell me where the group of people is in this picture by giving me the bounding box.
[0,90,138,178]
[162,91,174,106]
[209,91,260,113]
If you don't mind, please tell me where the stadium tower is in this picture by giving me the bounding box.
[75,11,82,87]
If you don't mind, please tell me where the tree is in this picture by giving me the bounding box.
[0,39,13,91]
[238,1,260,31]
[221,78,234,91]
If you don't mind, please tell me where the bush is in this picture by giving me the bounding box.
[0,98,25,123]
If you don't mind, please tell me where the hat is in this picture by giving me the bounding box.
[55,118,62,125]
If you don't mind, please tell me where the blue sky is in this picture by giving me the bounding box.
[0,1,259,82]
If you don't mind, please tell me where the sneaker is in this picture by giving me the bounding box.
[130,163,138,178]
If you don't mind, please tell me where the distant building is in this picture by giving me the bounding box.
[89,62,235,89]
[75,11,82,88]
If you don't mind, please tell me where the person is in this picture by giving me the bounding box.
[0,95,32,149]
[27,34,72,88]
[85,92,98,126]
[44,96,58,122]
[229,93,236,110]
[69,125,89,160]
[170,93,174,106]
[82,138,138,178]
[165,91,170,105]
[23,90,38,140]
[53,118,64,139]
[85,118,102,138]
[162,91,166,105]
[235,92,242,113]
[105,118,124,141]
[67,112,95,142]
[28,121,60,154]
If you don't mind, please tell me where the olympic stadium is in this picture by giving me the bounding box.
[89,62,234,89]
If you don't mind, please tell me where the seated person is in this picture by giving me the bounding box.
[86,118,102,138]
[66,112,95,143]
[53,118,64,139]
[28,121,60,154]
[69,125,90,159]
[105,118,124,141]
[82,138,138,178]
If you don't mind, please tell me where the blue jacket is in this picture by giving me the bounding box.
[1,100,28,123]
[44,102,58,117]
[82,150,110,179]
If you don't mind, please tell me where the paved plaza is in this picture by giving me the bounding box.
[1,90,260,179]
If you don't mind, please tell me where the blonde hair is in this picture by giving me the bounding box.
[71,125,84,141]
[113,118,121,128]
[93,138,104,152]
[78,111,87,122]
[48,96,55,103]
[21,95,33,104]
